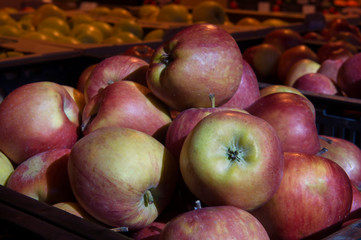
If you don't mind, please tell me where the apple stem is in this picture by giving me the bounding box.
[160,53,172,65]
[319,135,333,144]
[316,147,329,156]
[144,190,154,207]
[110,226,129,233]
[209,93,215,108]
[194,200,202,210]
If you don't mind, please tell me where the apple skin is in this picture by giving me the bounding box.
[317,56,350,84]
[318,135,361,189]
[252,152,353,240]
[260,85,304,98]
[277,45,319,84]
[192,1,226,24]
[0,151,14,186]
[146,23,243,111]
[159,205,270,240]
[284,58,320,87]
[337,52,361,98]
[220,60,260,110]
[0,81,80,165]
[68,127,179,230]
[81,80,171,143]
[180,111,284,211]
[246,92,320,155]
[242,43,282,83]
[350,184,361,214]
[77,64,97,92]
[6,148,74,204]
[293,73,338,95]
[317,40,357,63]
[84,55,149,102]
[52,201,95,220]
[263,28,304,53]
[130,221,166,240]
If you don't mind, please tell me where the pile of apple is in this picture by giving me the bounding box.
[243,18,361,99]
[1,22,361,240]
[0,3,164,45]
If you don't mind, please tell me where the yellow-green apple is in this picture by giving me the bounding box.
[261,18,289,27]
[17,19,35,32]
[55,35,80,44]
[88,6,111,16]
[70,23,104,44]
[123,45,155,63]
[108,7,133,18]
[160,205,270,239]
[112,18,144,39]
[77,64,97,92]
[138,4,160,21]
[81,80,172,142]
[91,21,113,39]
[0,11,17,26]
[337,52,361,98]
[293,73,338,95]
[68,127,179,230]
[0,81,80,165]
[220,60,260,109]
[246,92,320,154]
[236,17,261,26]
[242,43,282,83]
[318,135,361,189]
[180,110,284,210]
[6,148,75,204]
[37,16,70,36]
[0,24,22,37]
[260,84,305,98]
[252,152,352,240]
[31,3,66,27]
[68,14,94,29]
[317,40,357,62]
[284,58,321,86]
[192,1,226,24]
[147,23,243,111]
[102,36,124,44]
[144,28,164,41]
[38,27,63,41]
[84,55,149,102]
[156,4,189,23]
[277,44,319,83]
[0,151,14,186]
[263,28,303,53]
[111,31,141,43]
[21,31,52,41]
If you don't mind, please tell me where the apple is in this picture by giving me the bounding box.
[68,127,179,230]
[263,28,304,52]
[52,201,94,220]
[156,4,189,23]
[77,64,97,92]
[91,21,113,39]
[261,18,289,27]
[21,30,53,41]
[331,31,361,47]
[6,148,75,204]
[317,56,351,84]
[0,151,14,186]
[236,17,262,26]
[102,36,124,44]
[147,23,243,111]
[138,4,160,21]
[70,23,104,44]
[350,184,361,214]
[242,43,282,82]
[123,45,155,63]
[0,24,22,37]
[111,31,141,43]
[159,205,270,239]
[337,51,361,98]
[293,73,338,95]
[17,19,35,32]
[144,29,164,41]
[108,7,133,18]
[112,18,144,39]
[303,31,326,41]
[246,92,320,155]
[180,110,284,210]
[55,35,80,44]
[322,18,361,41]
[0,11,17,26]
[317,40,357,63]
[68,14,94,29]
[130,221,166,240]
[284,58,320,86]
[62,85,86,115]
[37,16,70,36]
[81,80,172,142]
[277,44,319,83]
[252,152,353,240]
[220,59,260,109]
[84,55,149,102]
[31,3,66,27]
[318,135,361,189]
[259,84,305,98]
[192,1,226,24]
[0,81,80,165]
[38,27,64,41]
[88,6,111,16]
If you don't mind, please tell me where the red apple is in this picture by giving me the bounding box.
[317,56,351,84]
[252,152,353,240]
[318,135,361,189]
[0,81,80,165]
[303,31,326,41]
[52,201,94,220]
[84,55,149,102]
[293,72,338,95]
[284,58,320,87]
[123,45,155,63]
[350,184,361,214]
[6,148,74,204]
[180,111,284,211]
[159,205,270,240]
[68,127,179,230]
[277,45,319,84]
[220,60,260,110]
[263,28,304,53]
[146,23,243,111]
[81,80,172,142]
[77,64,97,93]
[317,40,357,63]
[246,92,320,155]
[242,43,282,83]
[130,221,166,240]
[337,51,361,98]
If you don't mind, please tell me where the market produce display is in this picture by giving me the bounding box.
[1,2,361,239]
